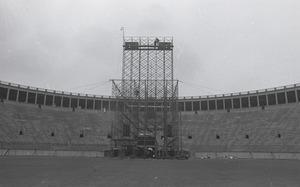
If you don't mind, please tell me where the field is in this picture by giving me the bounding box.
[0,157,299,187]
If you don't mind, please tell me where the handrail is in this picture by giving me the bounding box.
[1,80,299,100]
[0,80,112,99]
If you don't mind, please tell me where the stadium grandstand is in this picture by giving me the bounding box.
[1,79,300,159]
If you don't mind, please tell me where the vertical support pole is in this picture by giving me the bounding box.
[6,88,10,100]
[52,93,55,106]
[59,95,62,107]
[85,97,88,110]
[192,101,195,111]
[162,47,168,158]
[93,99,95,110]
[34,91,38,104]
[43,93,46,105]
[16,89,19,102]
[284,91,288,104]
[25,91,29,103]
[68,95,71,108]
[61,97,64,107]
[264,90,268,106]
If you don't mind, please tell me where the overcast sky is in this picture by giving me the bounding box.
[0,0,299,97]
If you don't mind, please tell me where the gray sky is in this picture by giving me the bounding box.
[0,0,299,97]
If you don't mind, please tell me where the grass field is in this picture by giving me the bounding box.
[0,157,299,187]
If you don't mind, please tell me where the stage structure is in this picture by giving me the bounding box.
[111,36,179,158]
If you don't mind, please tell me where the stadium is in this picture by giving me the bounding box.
[1,41,300,186]
[1,1,300,186]
[1,35,300,159]
[1,62,300,159]
[1,47,300,186]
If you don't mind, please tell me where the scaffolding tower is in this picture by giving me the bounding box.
[111,36,179,158]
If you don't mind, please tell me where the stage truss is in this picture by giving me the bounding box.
[111,36,179,158]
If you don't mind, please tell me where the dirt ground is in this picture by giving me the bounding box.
[0,157,299,187]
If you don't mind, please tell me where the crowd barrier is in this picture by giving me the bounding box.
[0,149,104,157]
[195,152,300,160]
[1,150,299,160]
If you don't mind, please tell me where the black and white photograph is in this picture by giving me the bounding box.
[0,0,300,186]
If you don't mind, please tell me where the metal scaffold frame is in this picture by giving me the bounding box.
[111,36,179,158]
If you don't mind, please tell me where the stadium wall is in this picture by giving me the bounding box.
[1,80,300,158]
[0,99,111,156]
[1,81,299,112]
[181,103,300,157]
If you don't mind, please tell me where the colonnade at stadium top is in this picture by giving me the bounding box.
[0,80,300,112]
